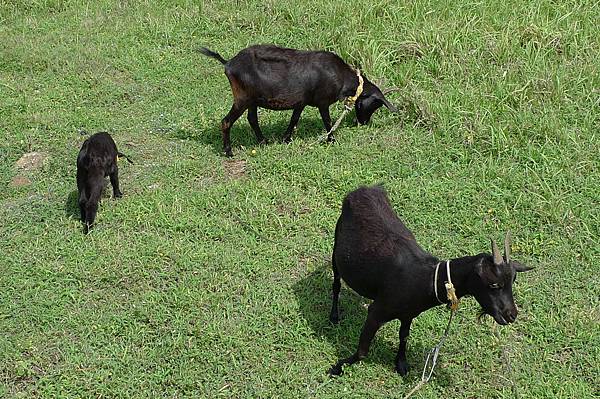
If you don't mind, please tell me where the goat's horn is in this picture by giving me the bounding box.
[382,87,402,95]
[504,231,512,264]
[491,238,503,265]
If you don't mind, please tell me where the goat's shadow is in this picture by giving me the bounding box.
[293,264,452,386]
[65,190,80,219]
[173,108,356,156]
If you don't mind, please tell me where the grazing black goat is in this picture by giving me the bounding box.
[76,132,132,234]
[329,185,532,376]
[200,45,397,157]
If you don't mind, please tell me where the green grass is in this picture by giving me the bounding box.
[1,0,599,397]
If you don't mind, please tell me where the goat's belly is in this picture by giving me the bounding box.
[336,261,383,300]
[347,283,378,300]
[256,97,300,110]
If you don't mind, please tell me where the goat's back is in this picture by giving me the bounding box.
[230,45,346,71]
[77,132,118,172]
[333,185,431,299]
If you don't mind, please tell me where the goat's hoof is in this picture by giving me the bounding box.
[329,314,340,324]
[282,136,292,144]
[328,364,343,377]
[326,135,336,143]
[257,138,268,145]
[395,361,409,376]
[224,149,233,157]
[114,192,123,199]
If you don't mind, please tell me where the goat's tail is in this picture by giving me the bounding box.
[198,47,228,64]
[117,152,134,164]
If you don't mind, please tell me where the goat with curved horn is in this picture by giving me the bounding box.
[328,185,534,377]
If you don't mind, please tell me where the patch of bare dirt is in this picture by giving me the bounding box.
[222,159,247,179]
[10,176,31,187]
[15,152,48,171]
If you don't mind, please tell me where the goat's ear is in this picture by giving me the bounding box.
[512,261,533,272]
[381,97,398,113]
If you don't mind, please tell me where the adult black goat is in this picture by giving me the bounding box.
[329,185,532,376]
[200,45,397,157]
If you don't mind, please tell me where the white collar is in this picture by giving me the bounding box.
[434,260,452,304]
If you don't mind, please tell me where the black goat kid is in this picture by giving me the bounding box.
[329,185,532,376]
[76,132,132,234]
[200,45,397,157]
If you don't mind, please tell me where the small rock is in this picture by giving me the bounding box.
[15,152,48,171]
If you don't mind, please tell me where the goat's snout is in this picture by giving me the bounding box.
[503,306,518,323]
[490,305,518,325]
[495,305,518,325]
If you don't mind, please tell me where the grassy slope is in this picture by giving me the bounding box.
[1,0,598,397]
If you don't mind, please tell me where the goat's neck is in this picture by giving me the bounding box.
[431,255,481,306]
[340,67,363,98]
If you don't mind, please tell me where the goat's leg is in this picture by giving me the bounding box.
[329,303,385,376]
[395,318,413,376]
[247,106,266,145]
[282,106,305,143]
[77,168,87,222]
[221,103,247,157]
[83,176,103,234]
[318,106,334,142]
[109,167,123,198]
[329,253,341,324]
[78,192,87,222]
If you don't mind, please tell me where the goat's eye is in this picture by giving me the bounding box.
[489,283,502,289]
